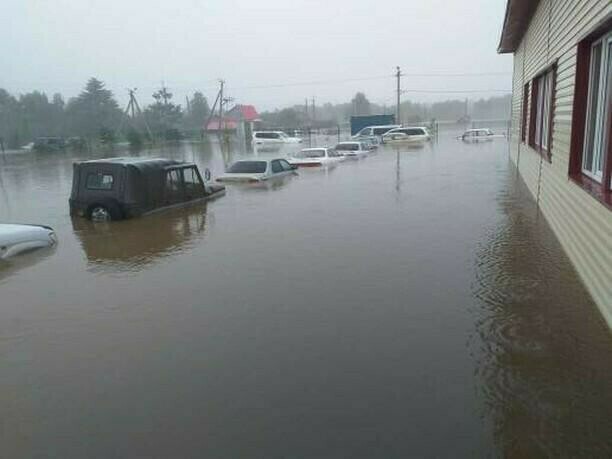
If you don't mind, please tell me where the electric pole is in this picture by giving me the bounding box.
[395,66,402,125]
[311,96,315,122]
[219,79,225,125]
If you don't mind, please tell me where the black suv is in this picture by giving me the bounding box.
[69,157,225,221]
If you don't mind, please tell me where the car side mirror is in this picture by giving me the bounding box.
[291,164,298,170]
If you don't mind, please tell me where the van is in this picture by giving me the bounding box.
[69,157,225,221]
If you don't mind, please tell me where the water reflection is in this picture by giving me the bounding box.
[71,203,210,274]
[471,170,612,457]
[0,244,57,282]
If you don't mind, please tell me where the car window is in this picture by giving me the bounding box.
[228,161,267,173]
[297,149,325,158]
[166,169,181,193]
[335,143,359,151]
[279,159,293,171]
[271,160,284,173]
[183,167,202,189]
[86,173,114,190]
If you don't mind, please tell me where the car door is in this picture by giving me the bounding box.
[182,166,205,201]
[164,169,183,205]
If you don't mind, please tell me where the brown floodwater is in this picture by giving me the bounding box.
[1,131,611,457]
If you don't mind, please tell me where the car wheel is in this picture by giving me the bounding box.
[89,206,112,222]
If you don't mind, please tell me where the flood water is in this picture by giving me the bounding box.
[1,131,611,457]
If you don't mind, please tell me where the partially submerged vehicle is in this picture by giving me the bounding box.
[287,148,345,167]
[252,131,303,144]
[334,141,369,158]
[359,137,380,150]
[69,157,225,221]
[217,159,297,183]
[460,128,498,141]
[0,224,57,259]
[381,127,431,145]
[33,137,66,152]
[352,125,400,140]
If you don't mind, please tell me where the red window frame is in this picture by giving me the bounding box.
[528,65,556,161]
[521,83,529,142]
[569,20,612,209]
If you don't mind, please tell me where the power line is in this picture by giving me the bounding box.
[228,71,512,91]
[401,89,512,94]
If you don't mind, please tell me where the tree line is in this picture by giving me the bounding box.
[260,92,512,128]
[0,78,210,149]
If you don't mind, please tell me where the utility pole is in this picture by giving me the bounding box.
[305,98,309,118]
[117,88,153,141]
[311,96,315,122]
[219,79,225,127]
[395,66,402,125]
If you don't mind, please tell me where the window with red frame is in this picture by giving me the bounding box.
[570,25,612,206]
[529,68,554,157]
[521,83,529,142]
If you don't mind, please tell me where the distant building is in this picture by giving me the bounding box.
[498,0,612,325]
[204,104,260,138]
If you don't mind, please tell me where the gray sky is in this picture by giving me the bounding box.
[2,0,513,111]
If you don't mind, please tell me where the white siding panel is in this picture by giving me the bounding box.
[508,0,612,327]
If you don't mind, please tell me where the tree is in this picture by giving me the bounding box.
[183,91,210,131]
[65,78,122,141]
[144,86,182,140]
[351,92,371,116]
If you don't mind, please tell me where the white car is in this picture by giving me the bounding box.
[216,159,297,183]
[352,125,400,140]
[0,224,57,259]
[334,141,369,158]
[288,148,345,167]
[461,128,497,141]
[252,131,303,144]
[382,127,431,145]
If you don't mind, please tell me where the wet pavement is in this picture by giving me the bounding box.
[1,131,611,457]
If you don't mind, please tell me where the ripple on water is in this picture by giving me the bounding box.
[469,171,612,457]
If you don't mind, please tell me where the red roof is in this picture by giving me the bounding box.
[228,104,260,122]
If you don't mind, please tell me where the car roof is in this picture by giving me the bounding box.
[75,157,195,173]
[301,147,327,151]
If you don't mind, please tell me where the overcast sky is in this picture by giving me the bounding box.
[2,0,513,111]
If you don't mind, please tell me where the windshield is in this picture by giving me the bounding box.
[227,161,267,174]
[295,149,325,158]
[335,143,359,151]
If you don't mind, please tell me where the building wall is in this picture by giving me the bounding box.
[509,0,612,326]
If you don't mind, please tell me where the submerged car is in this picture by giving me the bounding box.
[334,141,369,158]
[0,224,57,259]
[352,125,400,140]
[217,159,297,183]
[287,148,345,167]
[252,131,303,144]
[69,157,225,221]
[461,128,496,141]
[381,127,431,144]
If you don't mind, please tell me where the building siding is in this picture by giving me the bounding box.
[508,0,612,326]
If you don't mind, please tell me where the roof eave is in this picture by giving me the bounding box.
[497,0,540,54]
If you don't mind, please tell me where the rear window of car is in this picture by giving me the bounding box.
[227,161,267,173]
[335,143,359,151]
[255,132,279,139]
[373,127,395,135]
[296,149,325,158]
[86,173,114,190]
